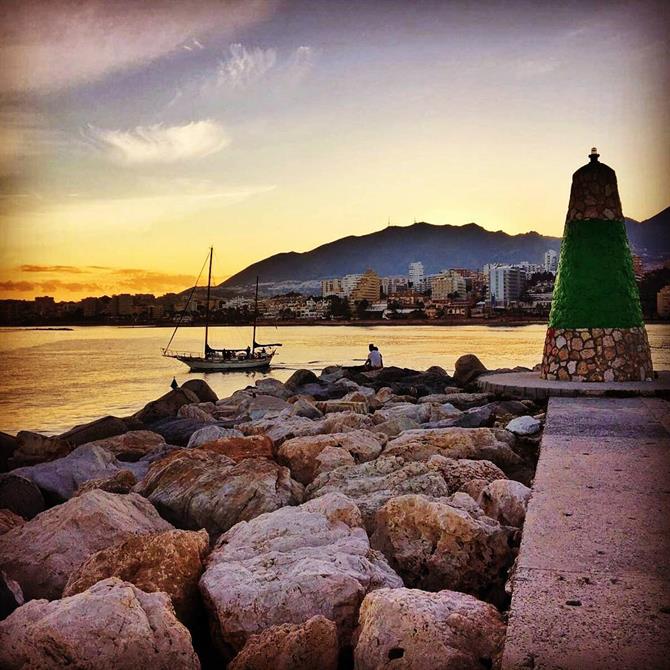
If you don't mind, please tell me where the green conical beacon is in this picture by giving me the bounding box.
[541,148,653,382]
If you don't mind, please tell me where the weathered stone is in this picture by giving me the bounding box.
[313,445,356,478]
[371,494,515,595]
[253,378,292,399]
[80,430,166,460]
[440,392,493,410]
[200,493,402,654]
[0,571,24,620]
[458,478,491,501]
[453,354,488,388]
[446,403,496,428]
[305,456,449,531]
[375,402,461,425]
[178,403,217,423]
[278,430,384,485]
[133,388,201,424]
[384,428,522,471]
[74,469,137,496]
[354,588,506,670]
[182,378,218,403]
[148,416,217,446]
[0,578,200,669]
[316,400,367,415]
[290,397,324,419]
[136,449,302,539]
[478,479,531,528]
[247,395,291,420]
[59,415,129,448]
[199,435,274,462]
[64,529,209,623]
[505,415,541,436]
[321,411,375,433]
[285,369,319,389]
[426,455,506,494]
[0,490,172,600]
[229,615,338,670]
[187,425,244,448]
[0,509,24,535]
[0,431,18,471]
[9,431,70,467]
[0,474,45,519]
[371,415,420,439]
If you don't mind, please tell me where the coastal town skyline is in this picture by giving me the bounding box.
[1,0,669,301]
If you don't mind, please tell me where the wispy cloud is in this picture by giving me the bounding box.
[84,120,230,164]
[0,279,102,293]
[215,43,278,89]
[0,0,276,93]
[20,265,84,274]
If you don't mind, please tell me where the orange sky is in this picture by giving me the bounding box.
[1,0,668,300]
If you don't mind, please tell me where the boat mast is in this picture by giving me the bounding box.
[252,276,259,353]
[204,247,213,355]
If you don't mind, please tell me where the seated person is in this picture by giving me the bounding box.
[364,343,383,370]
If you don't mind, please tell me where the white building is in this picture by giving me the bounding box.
[544,249,558,274]
[488,266,527,307]
[321,278,343,298]
[341,273,364,297]
[430,271,467,299]
[382,275,408,295]
[408,262,425,290]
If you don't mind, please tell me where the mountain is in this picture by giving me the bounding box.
[221,208,669,289]
[221,222,562,287]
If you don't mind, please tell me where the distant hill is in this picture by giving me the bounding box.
[219,207,669,289]
[221,222,562,287]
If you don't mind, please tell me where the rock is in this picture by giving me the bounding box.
[80,430,166,460]
[371,415,420,439]
[478,479,531,527]
[200,493,402,654]
[199,435,274,462]
[133,388,201,424]
[182,378,218,403]
[229,615,338,670]
[278,430,384,485]
[354,587,506,670]
[316,400,368,415]
[239,416,324,445]
[453,354,488,388]
[285,369,319,389]
[494,400,530,417]
[64,529,209,624]
[0,431,18,471]
[74,469,137,496]
[371,494,515,596]
[9,431,70,467]
[178,403,217,423]
[384,427,522,472]
[458,478,490,500]
[440,392,493,410]
[290,397,324,419]
[320,365,345,380]
[58,415,128,447]
[247,395,291,420]
[187,425,244,448]
[426,456,507,494]
[375,387,395,403]
[253,378,292,399]
[136,450,302,539]
[149,416,224,446]
[0,572,23,620]
[426,365,449,376]
[0,509,24,535]
[417,393,454,404]
[313,446,356,478]
[375,402,461,425]
[321,411,375,433]
[305,456,450,532]
[0,578,200,670]
[446,402,496,428]
[506,415,542,436]
[0,474,45,519]
[13,445,132,502]
[0,490,172,600]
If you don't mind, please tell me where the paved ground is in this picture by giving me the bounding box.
[478,370,670,400]
[502,397,670,670]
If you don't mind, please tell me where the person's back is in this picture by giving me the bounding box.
[367,346,383,369]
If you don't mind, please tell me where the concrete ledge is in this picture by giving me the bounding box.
[477,370,670,400]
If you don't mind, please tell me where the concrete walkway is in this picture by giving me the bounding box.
[502,397,670,669]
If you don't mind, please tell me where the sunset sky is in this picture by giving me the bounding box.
[1,0,668,300]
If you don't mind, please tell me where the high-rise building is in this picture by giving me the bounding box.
[350,269,381,303]
[430,271,467,299]
[341,273,363,297]
[488,266,526,307]
[321,278,344,297]
[408,261,425,290]
[632,254,644,282]
[381,275,408,295]
[544,249,558,274]
[657,285,670,318]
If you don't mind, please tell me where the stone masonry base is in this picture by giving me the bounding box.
[541,326,654,382]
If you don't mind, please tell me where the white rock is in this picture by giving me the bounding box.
[505,415,541,436]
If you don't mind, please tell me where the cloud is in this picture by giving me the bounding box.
[215,43,277,89]
[85,119,230,164]
[0,0,276,93]
[0,279,102,293]
[20,265,84,273]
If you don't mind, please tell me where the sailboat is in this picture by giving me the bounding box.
[162,247,281,372]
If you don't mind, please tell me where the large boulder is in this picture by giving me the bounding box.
[182,378,218,403]
[13,445,133,502]
[200,493,401,655]
[0,509,24,535]
[506,415,542,436]
[253,378,292,399]
[371,415,420,439]
[440,392,493,410]
[374,402,462,425]
[290,397,324,419]
[384,427,522,472]
[0,431,18,471]
[453,354,488,388]
[478,479,531,528]
[9,431,70,467]
[58,415,129,447]
[305,456,450,531]
[371,493,515,597]
[0,490,172,600]
[74,469,137,496]
[426,455,507,494]
[198,435,274,462]
[187,425,244,448]
[0,578,200,670]
[0,474,45,519]
[178,403,217,423]
[148,416,226,446]
[136,449,303,539]
[354,587,506,670]
[285,369,319,390]
[79,430,166,460]
[247,395,291,420]
[64,529,209,624]
[278,430,384,485]
[0,572,23,620]
[229,615,338,670]
[239,416,325,445]
[133,388,201,424]
[321,411,376,433]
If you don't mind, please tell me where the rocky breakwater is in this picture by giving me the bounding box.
[0,354,544,668]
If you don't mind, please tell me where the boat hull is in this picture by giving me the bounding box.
[173,353,275,372]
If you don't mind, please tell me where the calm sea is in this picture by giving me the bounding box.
[1,323,668,435]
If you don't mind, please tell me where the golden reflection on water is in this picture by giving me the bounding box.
[0,324,668,434]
